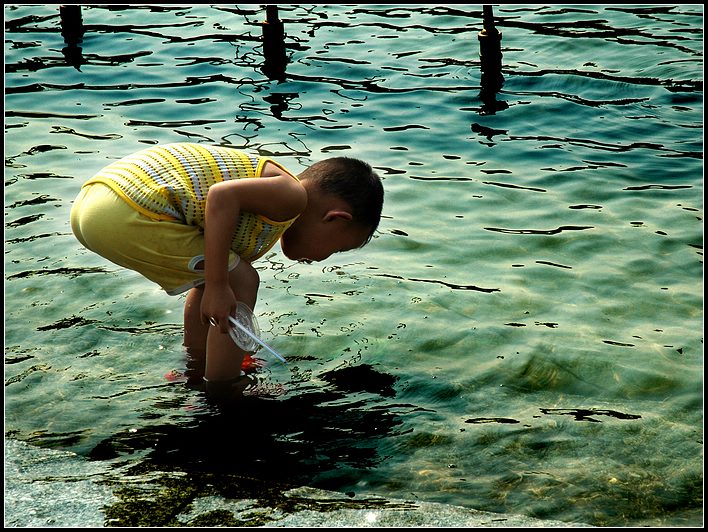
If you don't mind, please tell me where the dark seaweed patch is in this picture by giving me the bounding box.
[540,408,641,422]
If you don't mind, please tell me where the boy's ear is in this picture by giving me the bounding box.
[323,210,353,222]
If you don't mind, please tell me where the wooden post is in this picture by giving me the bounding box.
[477,5,506,114]
[59,5,84,70]
[478,5,503,91]
[261,5,287,81]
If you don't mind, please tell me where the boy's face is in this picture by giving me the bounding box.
[280,215,370,263]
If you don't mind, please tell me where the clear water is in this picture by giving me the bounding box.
[4,4,703,527]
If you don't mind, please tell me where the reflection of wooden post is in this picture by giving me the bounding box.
[59,5,84,70]
[478,5,503,91]
[261,6,287,81]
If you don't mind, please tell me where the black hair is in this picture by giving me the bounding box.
[299,157,384,242]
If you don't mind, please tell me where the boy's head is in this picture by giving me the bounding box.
[281,157,384,262]
[300,156,384,241]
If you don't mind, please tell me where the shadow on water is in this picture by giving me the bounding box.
[86,364,412,493]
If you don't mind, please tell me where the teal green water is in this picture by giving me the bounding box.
[5,4,703,526]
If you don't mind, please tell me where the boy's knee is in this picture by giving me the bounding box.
[243,261,260,288]
[230,260,260,305]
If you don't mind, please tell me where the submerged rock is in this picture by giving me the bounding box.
[5,439,589,527]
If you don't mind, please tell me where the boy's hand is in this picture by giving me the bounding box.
[201,283,236,335]
[201,167,306,336]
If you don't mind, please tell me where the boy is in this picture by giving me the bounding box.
[70,142,384,399]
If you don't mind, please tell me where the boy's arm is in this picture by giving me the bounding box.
[201,169,306,332]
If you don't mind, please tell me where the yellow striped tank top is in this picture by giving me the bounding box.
[83,142,299,261]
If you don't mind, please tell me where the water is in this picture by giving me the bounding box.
[4,4,703,527]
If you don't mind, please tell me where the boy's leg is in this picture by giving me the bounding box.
[197,259,260,398]
[183,286,208,385]
[184,286,207,349]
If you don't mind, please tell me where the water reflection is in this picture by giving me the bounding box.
[53,4,298,121]
[86,364,411,490]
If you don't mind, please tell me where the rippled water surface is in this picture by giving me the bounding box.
[4,4,703,527]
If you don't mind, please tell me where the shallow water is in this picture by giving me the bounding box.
[4,4,703,527]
